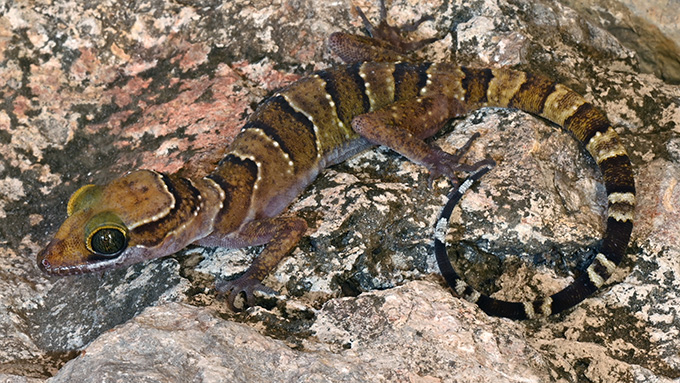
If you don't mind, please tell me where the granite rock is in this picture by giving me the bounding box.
[48,282,552,383]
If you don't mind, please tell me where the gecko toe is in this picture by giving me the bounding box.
[217,276,279,310]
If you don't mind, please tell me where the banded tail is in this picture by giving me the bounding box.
[429,66,635,319]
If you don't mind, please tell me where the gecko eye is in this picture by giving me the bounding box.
[88,226,128,257]
[84,212,129,258]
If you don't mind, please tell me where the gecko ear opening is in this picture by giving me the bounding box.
[67,184,103,216]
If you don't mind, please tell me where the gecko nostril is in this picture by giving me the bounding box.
[38,257,51,272]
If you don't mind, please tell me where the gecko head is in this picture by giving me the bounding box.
[37,170,180,276]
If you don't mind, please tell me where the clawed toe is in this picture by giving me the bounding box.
[216,276,279,310]
[423,133,495,186]
[354,0,439,54]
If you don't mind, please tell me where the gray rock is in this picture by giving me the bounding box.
[49,282,552,383]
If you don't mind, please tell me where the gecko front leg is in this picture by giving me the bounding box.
[200,216,307,309]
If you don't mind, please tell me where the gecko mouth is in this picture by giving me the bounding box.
[38,255,126,276]
[36,241,125,276]
[38,257,87,276]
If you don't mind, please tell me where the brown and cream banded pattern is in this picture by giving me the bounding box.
[37,2,635,319]
[431,67,636,319]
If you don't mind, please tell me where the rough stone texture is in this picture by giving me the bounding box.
[47,282,553,383]
[563,0,680,83]
[615,0,680,49]
[0,0,678,382]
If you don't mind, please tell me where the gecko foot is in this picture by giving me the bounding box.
[424,133,496,186]
[216,275,279,310]
[355,0,438,53]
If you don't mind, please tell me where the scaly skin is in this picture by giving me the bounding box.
[38,0,634,318]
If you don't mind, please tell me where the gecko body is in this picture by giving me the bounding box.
[37,2,635,319]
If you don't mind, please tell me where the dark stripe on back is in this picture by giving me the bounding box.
[348,62,371,113]
[316,69,345,124]
[132,175,201,247]
[205,173,233,213]
[508,73,556,114]
[461,67,493,105]
[392,62,431,101]
[209,155,258,226]
[415,62,432,92]
[392,62,410,101]
[599,155,635,194]
[268,95,318,141]
[318,65,375,126]
[241,120,296,163]
[564,103,610,144]
[316,69,342,123]
[183,176,201,202]
[217,154,259,178]
[160,172,180,205]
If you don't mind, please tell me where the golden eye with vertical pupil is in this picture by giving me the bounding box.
[88,226,128,256]
[84,211,129,258]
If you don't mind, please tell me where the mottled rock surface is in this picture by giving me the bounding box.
[562,0,680,83]
[47,282,552,383]
[0,0,678,382]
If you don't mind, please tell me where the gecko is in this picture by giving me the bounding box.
[37,1,635,319]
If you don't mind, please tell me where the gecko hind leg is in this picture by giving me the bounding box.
[329,0,438,63]
[425,134,496,187]
[354,0,438,53]
[351,94,496,187]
